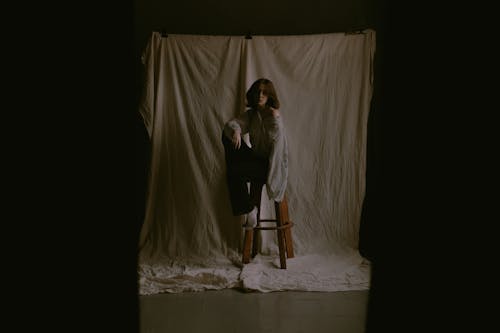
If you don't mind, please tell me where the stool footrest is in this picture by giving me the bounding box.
[258,219,293,224]
[253,222,293,231]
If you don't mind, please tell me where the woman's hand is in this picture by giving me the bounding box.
[232,130,241,149]
[269,107,280,118]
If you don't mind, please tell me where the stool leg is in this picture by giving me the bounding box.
[251,229,260,258]
[284,226,294,258]
[251,204,261,258]
[250,183,264,259]
[242,228,253,264]
[275,196,292,268]
[277,228,287,269]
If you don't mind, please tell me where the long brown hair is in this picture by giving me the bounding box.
[245,78,280,109]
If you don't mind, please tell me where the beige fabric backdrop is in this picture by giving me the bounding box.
[138,31,375,294]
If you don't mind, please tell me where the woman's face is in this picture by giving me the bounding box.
[257,84,268,107]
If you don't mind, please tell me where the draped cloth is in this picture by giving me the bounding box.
[138,31,375,295]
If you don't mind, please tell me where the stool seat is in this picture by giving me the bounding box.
[242,190,294,269]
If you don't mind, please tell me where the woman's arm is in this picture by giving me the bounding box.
[223,111,251,149]
[265,107,288,202]
[267,107,283,143]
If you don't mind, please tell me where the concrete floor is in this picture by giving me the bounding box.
[140,289,369,333]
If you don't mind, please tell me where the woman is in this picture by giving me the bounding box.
[222,78,288,228]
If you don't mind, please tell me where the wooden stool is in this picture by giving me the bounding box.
[242,188,294,269]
